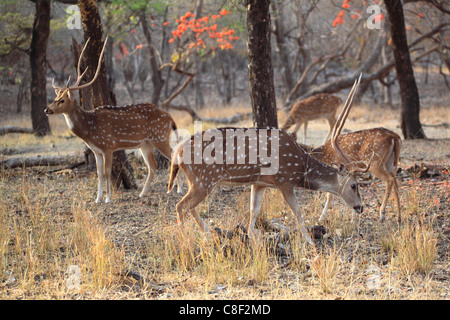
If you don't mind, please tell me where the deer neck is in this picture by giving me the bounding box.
[63,103,93,141]
[301,157,340,194]
[310,145,325,161]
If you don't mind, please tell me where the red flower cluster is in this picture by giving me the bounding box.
[332,1,385,27]
[374,13,384,23]
[333,10,345,27]
[166,9,238,51]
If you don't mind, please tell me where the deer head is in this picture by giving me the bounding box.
[45,37,108,116]
[325,74,366,213]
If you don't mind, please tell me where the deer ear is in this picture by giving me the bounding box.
[67,90,74,101]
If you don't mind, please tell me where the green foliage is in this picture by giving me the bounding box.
[107,0,170,14]
[49,14,68,36]
[0,11,33,56]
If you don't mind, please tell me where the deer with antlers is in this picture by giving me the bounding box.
[281,93,342,144]
[167,77,366,245]
[309,127,402,223]
[45,37,182,203]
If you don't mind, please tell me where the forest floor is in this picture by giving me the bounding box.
[0,79,449,300]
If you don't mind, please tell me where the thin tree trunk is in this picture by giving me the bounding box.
[384,0,426,139]
[271,0,293,95]
[30,0,51,137]
[77,0,111,108]
[140,13,164,105]
[246,0,278,128]
[193,0,205,108]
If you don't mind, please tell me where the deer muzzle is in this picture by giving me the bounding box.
[44,107,54,115]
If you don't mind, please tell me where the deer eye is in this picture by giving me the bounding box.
[58,99,64,104]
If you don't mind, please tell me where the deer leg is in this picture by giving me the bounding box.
[103,152,113,203]
[391,175,401,223]
[291,122,301,142]
[379,179,393,222]
[175,175,183,194]
[279,186,314,246]
[175,187,209,232]
[318,193,333,223]
[156,142,183,194]
[93,151,104,204]
[139,144,157,198]
[247,185,265,243]
[378,148,401,222]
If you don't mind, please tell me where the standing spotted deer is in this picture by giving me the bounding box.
[309,127,402,223]
[45,37,182,203]
[167,77,366,245]
[282,94,342,144]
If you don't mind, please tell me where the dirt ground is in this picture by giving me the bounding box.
[0,75,449,299]
[1,104,449,299]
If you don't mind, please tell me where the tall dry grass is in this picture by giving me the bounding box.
[0,172,125,298]
[381,217,437,276]
[0,156,444,299]
[0,102,447,299]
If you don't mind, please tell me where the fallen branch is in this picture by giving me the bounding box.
[1,154,84,169]
[0,126,34,136]
[0,148,25,156]
[422,122,449,128]
[46,160,87,173]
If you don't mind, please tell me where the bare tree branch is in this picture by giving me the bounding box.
[404,0,450,15]
[295,20,445,100]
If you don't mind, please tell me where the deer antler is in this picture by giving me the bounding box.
[51,78,62,91]
[68,37,108,91]
[65,75,72,88]
[330,73,368,173]
[74,38,90,86]
[51,37,107,91]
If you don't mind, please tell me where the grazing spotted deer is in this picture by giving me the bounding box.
[167,76,366,245]
[282,93,342,144]
[45,37,182,203]
[309,127,402,223]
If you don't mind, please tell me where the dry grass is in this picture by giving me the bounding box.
[0,173,125,298]
[0,101,449,300]
[382,216,438,276]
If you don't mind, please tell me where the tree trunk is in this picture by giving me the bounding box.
[140,13,164,105]
[77,0,111,107]
[30,0,51,137]
[381,43,393,108]
[77,0,137,190]
[271,0,294,95]
[246,0,278,128]
[384,0,426,139]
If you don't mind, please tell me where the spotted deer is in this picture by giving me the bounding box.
[45,37,182,203]
[309,127,402,223]
[167,76,366,245]
[282,93,342,144]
